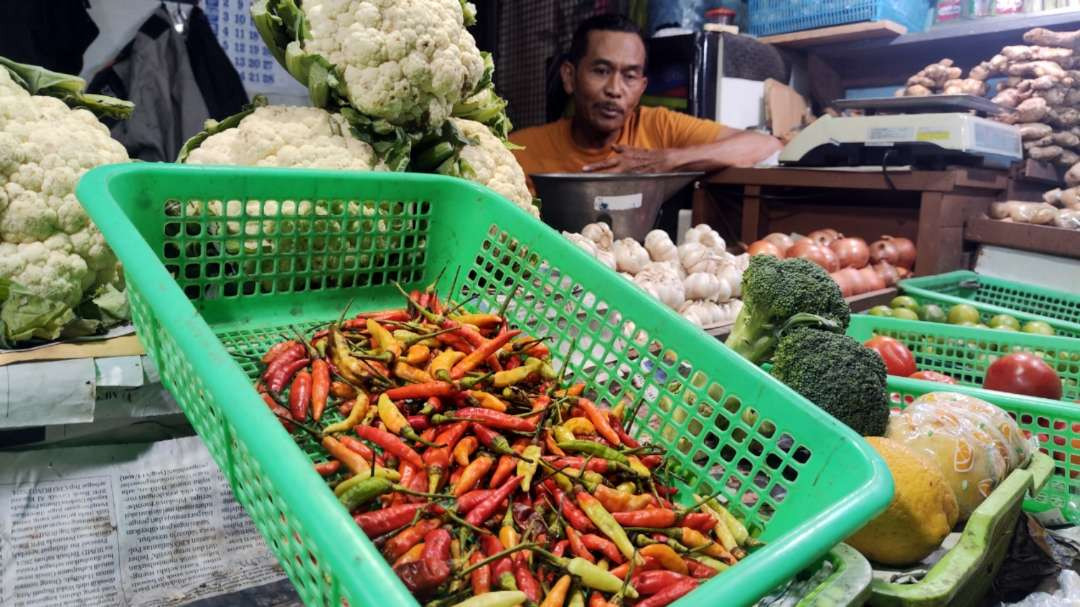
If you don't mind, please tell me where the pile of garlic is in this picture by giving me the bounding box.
[563,223,747,327]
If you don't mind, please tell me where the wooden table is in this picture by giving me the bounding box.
[692,167,1009,275]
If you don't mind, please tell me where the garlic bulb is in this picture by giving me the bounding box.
[618,272,635,281]
[684,224,726,252]
[731,253,750,272]
[636,261,682,283]
[644,229,678,263]
[717,299,744,322]
[679,300,724,327]
[677,242,708,272]
[683,272,722,301]
[581,222,614,251]
[596,248,617,271]
[612,238,651,275]
[564,232,599,257]
[634,270,685,309]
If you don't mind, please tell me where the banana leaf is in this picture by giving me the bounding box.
[0,55,133,120]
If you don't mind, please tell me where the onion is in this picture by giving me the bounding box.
[872,261,900,287]
[881,235,916,269]
[830,268,859,297]
[785,238,816,258]
[763,232,794,254]
[859,266,885,292]
[896,267,912,280]
[747,240,783,258]
[829,237,869,269]
[807,228,842,247]
[869,239,900,265]
[790,242,839,272]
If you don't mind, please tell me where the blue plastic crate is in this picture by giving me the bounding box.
[749,0,931,36]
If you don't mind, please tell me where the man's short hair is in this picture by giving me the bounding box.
[567,14,645,66]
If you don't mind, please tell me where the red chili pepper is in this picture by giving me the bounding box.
[544,430,566,456]
[548,456,611,474]
[449,408,536,433]
[355,425,425,469]
[611,415,640,449]
[383,519,441,562]
[635,578,699,607]
[430,294,443,315]
[288,370,312,421]
[489,454,516,489]
[354,503,426,536]
[338,434,375,461]
[513,553,542,602]
[466,475,522,526]
[469,551,491,595]
[631,570,694,596]
[542,480,595,532]
[579,398,621,447]
[394,527,452,595]
[407,415,430,431]
[681,512,718,534]
[268,357,310,393]
[437,331,474,354]
[609,556,661,579]
[310,358,330,421]
[565,526,595,563]
[314,460,341,475]
[505,355,522,370]
[683,558,718,579]
[481,534,516,591]
[552,539,569,558]
[385,382,459,401]
[581,534,625,564]
[262,342,304,380]
[450,330,522,379]
[260,393,294,431]
[423,421,469,493]
[424,396,443,413]
[262,340,299,364]
[588,592,612,607]
[639,455,663,468]
[612,509,678,528]
[456,489,494,514]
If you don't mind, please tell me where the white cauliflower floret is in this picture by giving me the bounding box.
[451,117,537,216]
[0,66,127,308]
[304,0,485,127]
[185,105,385,170]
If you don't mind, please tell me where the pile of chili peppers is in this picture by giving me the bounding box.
[254,284,761,607]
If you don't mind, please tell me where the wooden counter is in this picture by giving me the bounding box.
[692,167,1009,275]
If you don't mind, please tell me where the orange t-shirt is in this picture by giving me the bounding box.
[509,106,734,185]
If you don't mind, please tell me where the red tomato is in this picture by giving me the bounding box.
[909,370,957,384]
[983,353,1063,400]
[863,336,917,377]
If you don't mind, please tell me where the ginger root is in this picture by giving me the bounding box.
[1028,145,1064,161]
[1066,161,1080,187]
[1061,186,1080,209]
[1052,131,1080,147]
[1059,149,1080,167]
[1007,60,1068,78]
[1024,27,1080,51]
[1015,97,1050,123]
[969,62,994,81]
[1019,123,1054,140]
[903,84,933,97]
[1001,45,1075,64]
[943,79,987,96]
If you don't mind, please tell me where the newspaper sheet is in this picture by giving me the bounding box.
[0,436,286,606]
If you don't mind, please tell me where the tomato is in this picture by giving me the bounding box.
[982,353,1063,400]
[909,370,957,384]
[864,336,917,377]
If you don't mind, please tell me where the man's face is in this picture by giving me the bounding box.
[562,30,648,136]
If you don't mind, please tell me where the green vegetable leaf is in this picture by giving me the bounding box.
[178,95,269,162]
[0,55,134,120]
[0,279,75,348]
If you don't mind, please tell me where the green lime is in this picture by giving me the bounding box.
[947,304,981,325]
[890,296,920,311]
[891,308,919,321]
[918,304,947,323]
[867,305,894,317]
[989,314,1021,330]
[1022,320,1056,336]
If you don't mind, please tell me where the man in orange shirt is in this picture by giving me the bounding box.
[511,14,781,184]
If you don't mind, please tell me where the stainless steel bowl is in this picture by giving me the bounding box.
[530,172,703,241]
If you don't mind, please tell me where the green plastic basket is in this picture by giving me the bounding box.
[797,544,873,607]
[847,315,1080,403]
[899,271,1080,338]
[76,164,893,607]
[885,377,1079,524]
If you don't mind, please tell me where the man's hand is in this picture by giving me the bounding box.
[582,145,678,173]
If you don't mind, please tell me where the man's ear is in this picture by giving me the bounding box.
[560,61,575,96]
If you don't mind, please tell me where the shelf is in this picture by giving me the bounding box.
[792,10,1080,89]
[759,20,906,48]
[965,216,1080,259]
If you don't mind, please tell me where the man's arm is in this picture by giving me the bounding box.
[582,130,783,173]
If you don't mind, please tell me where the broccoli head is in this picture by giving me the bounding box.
[771,327,890,436]
[724,255,850,364]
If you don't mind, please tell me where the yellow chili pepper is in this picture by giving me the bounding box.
[678,527,731,560]
[538,574,572,607]
[698,495,749,545]
[450,313,503,328]
[552,425,576,444]
[429,350,466,380]
[517,444,542,492]
[469,390,509,412]
[561,417,596,437]
[332,466,400,496]
[405,344,431,366]
[394,360,434,384]
[492,357,543,388]
[377,393,409,435]
[625,455,651,479]
[638,544,688,575]
[367,318,401,356]
[321,392,370,435]
[611,402,626,422]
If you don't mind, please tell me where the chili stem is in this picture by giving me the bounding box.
[456,542,538,578]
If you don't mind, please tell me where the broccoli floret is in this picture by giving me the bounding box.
[724,255,850,364]
[771,328,890,436]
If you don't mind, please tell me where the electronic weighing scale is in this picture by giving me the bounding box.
[779,95,1023,169]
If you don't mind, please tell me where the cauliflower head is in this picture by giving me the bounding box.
[0,66,127,308]
[450,118,536,216]
[303,0,485,127]
[184,105,385,170]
